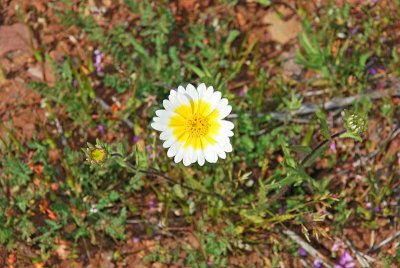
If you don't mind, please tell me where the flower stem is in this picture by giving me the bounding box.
[300,130,346,166]
[109,153,227,201]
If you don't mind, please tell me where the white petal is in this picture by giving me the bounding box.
[204,148,215,163]
[174,149,185,163]
[217,128,234,138]
[218,98,228,107]
[175,92,191,107]
[151,122,167,131]
[211,150,218,163]
[222,142,233,152]
[220,120,234,130]
[156,110,174,119]
[215,145,226,159]
[170,89,177,95]
[209,91,222,111]
[183,154,191,166]
[163,100,173,110]
[168,93,177,103]
[206,86,214,95]
[177,85,186,94]
[197,83,207,99]
[153,116,170,124]
[163,138,177,148]
[197,151,205,166]
[218,105,232,119]
[190,149,198,164]
[202,86,214,102]
[186,84,198,103]
[160,130,173,140]
[167,143,178,157]
[213,134,230,144]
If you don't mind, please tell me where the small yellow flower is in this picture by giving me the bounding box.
[85,144,108,165]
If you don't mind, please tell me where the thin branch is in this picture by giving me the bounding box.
[300,130,346,166]
[54,118,69,148]
[228,87,400,121]
[282,229,333,268]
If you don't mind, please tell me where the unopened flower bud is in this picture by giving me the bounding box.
[344,113,367,136]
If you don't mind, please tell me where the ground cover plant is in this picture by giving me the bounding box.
[0,0,399,267]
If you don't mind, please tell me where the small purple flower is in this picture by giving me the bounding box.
[93,49,103,74]
[298,247,307,257]
[373,207,380,212]
[145,144,151,152]
[98,124,105,133]
[313,259,322,268]
[278,204,286,214]
[340,250,353,264]
[73,79,78,88]
[368,67,377,76]
[132,237,140,244]
[335,250,356,268]
[132,136,140,143]
[366,202,372,209]
[350,27,358,35]
[332,240,343,252]
[330,142,336,151]
[149,200,155,210]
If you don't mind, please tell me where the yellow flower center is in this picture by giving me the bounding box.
[185,114,209,137]
[89,148,107,163]
[169,100,220,150]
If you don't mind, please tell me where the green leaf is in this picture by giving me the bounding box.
[256,0,271,5]
[298,32,319,55]
[226,30,240,44]
[316,109,331,139]
[4,157,32,187]
[173,184,185,199]
[267,213,297,223]
[128,37,149,58]
[185,63,205,78]
[109,191,120,202]
[303,144,329,167]
[288,145,312,153]
[240,210,265,225]
[0,227,13,244]
[339,132,362,142]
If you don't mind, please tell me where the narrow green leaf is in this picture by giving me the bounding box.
[316,109,331,139]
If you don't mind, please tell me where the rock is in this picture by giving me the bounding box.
[262,7,302,44]
[0,23,32,57]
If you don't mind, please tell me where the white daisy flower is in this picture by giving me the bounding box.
[151,83,234,166]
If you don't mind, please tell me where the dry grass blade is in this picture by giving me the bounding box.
[345,239,374,268]
[367,231,400,254]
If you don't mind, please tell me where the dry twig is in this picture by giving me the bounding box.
[282,229,333,268]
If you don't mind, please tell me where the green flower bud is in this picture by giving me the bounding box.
[344,113,367,136]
